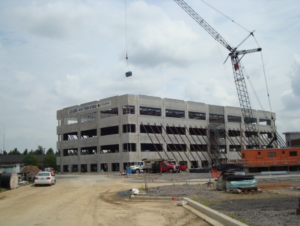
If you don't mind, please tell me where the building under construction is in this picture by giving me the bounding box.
[56,94,281,173]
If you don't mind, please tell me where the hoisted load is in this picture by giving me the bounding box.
[125,71,132,77]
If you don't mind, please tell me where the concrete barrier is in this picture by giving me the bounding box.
[131,195,248,225]
[183,198,248,226]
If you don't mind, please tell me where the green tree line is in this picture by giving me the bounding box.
[0,145,59,170]
[0,145,59,155]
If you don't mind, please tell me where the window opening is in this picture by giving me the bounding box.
[191,161,198,168]
[140,106,161,116]
[101,145,119,154]
[140,125,162,134]
[63,165,69,173]
[63,148,78,156]
[123,105,135,114]
[166,109,185,118]
[189,128,206,136]
[101,126,119,136]
[201,160,209,167]
[209,114,224,123]
[72,164,78,172]
[188,111,206,120]
[81,112,97,122]
[141,143,163,152]
[167,144,186,152]
[80,164,87,172]
[81,129,97,139]
[166,126,185,135]
[123,143,136,152]
[63,132,78,140]
[81,146,97,155]
[244,117,257,124]
[229,145,241,152]
[228,115,241,123]
[245,131,258,137]
[123,124,136,133]
[101,163,108,172]
[259,118,271,126]
[111,163,120,172]
[190,144,207,152]
[64,116,78,125]
[228,130,240,137]
[90,164,97,172]
[268,152,276,157]
[100,107,118,119]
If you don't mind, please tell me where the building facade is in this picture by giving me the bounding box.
[56,94,276,172]
[283,132,300,147]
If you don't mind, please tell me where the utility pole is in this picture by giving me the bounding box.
[3,127,5,154]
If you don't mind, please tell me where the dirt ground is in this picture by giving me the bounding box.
[0,174,208,226]
[132,173,300,226]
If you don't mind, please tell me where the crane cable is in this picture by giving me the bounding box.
[201,0,274,122]
[253,36,274,121]
[215,40,234,84]
[124,0,129,71]
[200,0,250,33]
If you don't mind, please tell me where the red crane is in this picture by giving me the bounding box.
[174,0,261,147]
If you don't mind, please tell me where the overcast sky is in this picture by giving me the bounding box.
[0,0,299,153]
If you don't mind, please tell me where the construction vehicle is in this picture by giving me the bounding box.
[174,0,283,149]
[168,161,187,171]
[128,161,145,174]
[241,147,300,172]
[142,159,180,173]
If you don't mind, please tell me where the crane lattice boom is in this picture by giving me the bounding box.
[174,0,262,147]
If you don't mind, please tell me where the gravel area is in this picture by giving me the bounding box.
[118,173,300,226]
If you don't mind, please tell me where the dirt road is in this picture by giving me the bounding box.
[0,174,208,226]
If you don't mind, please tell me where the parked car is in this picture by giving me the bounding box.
[34,171,56,186]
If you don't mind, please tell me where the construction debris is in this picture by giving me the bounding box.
[177,200,188,206]
[21,165,40,179]
[130,188,139,195]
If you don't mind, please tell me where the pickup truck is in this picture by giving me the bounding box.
[143,159,179,173]
[168,161,187,171]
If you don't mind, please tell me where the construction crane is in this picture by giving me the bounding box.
[174,0,262,147]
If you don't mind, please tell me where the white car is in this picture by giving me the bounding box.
[34,171,56,186]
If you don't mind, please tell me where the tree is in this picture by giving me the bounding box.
[8,148,21,155]
[23,153,39,166]
[35,145,44,155]
[46,148,54,155]
[43,154,57,170]
[9,148,20,155]
[23,149,28,155]
[3,150,7,155]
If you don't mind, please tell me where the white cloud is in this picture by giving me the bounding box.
[0,0,299,151]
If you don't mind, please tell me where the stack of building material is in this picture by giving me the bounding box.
[21,165,40,179]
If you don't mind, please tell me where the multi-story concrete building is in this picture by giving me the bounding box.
[56,94,276,173]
